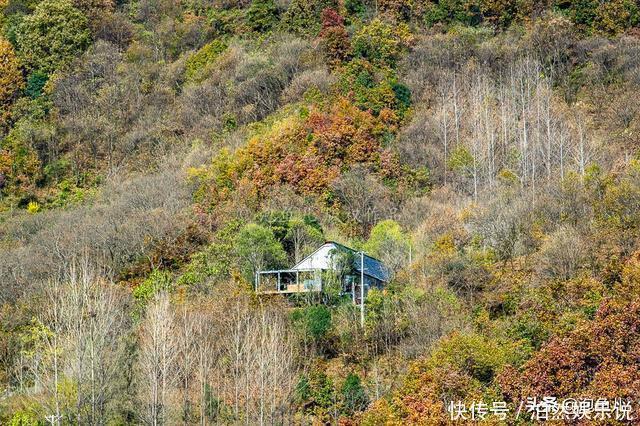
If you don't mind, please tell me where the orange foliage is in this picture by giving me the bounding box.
[203,98,396,209]
[0,37,24,123]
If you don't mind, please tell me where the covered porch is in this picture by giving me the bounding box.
[255,268,322,294]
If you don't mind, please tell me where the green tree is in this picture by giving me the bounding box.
[285,215,324,263]
[291,305,332,350]
[16,0,91,73]
[364,219,411,276]
[294,368,336,420]
[235,223,287,282]
[340,373,369,415]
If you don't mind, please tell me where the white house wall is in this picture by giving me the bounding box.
[292,243,337,271]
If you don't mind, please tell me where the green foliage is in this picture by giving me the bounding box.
[448,145,474,174]
[256,210,291,242]
[207,7,246,37]
[339,59,397,115]
[364,220,409,259]
[423,0,482,27]
[291,305,332,343]
[15,0,91,73]
[344,0,365,17]
[340,373,369,415]
[554,0,639,34]
[280,0,335,35]
[281,0,318,35]
[8,410,39,426]
[391,82,411,113]
[295,368,336,419]
[247,0,279,32]
[428,332,525,384]
[351,18,411,69]
[235,223,287,281]
[184,39,227,83]
[593,0,639,35]
[0,118,42,198]
[133,269,173,306]
[364,219,411,275]
[24,71,48,99]
[420,0,638,33]
[203,383,234,423]
[177,220,242,286]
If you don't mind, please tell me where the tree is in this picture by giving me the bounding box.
[138,292,179,425]
[291,305,332,352]
[364,219,411,273]
[285,216,324,264]
[364,219,411,277]
[332,166,395,235]
[16,0,91,73]
[0,37,24,118]
[19,259,129,424]
[235,223,287,282]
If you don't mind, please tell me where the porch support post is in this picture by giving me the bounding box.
[360,252,365,327]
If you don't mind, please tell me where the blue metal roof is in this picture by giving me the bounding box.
[330,241,390,282]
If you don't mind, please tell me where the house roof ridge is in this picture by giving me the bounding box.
[324,240,385,264]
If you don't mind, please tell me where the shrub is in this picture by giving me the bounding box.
[339,59,397,114]
[294,367,336,421]
[536,226,586,281]
[24,71,48,99]
[132,269,173,307]
[26,200,39,213]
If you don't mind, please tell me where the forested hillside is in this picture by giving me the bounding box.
[1,0,640,423]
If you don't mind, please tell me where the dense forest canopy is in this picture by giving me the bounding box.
[1,0,640,424]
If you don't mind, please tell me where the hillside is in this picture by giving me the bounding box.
[1,0,640,424]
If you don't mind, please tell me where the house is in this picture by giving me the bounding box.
[255,241,390,303]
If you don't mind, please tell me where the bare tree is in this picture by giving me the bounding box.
[20,258,129,425]
[138,292,179,426]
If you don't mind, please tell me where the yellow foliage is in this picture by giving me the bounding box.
[26,201,40,214]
